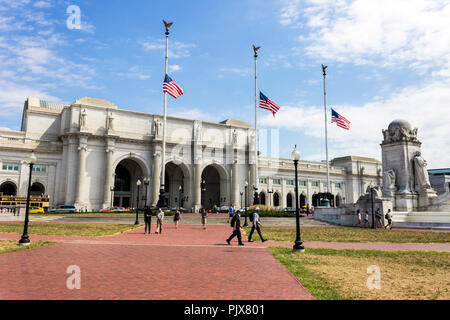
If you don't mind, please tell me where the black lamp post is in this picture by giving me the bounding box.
[135,179,141,225]
[143,177,150,209]
[178,185,182,209]
[110,186,115,207]
[200,179,206,211]
[292,145,305,252]
[371,187,375,229]
[19,151,37,246]
[244,181,248,227]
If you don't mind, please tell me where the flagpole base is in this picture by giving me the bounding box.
[156,188,168,209]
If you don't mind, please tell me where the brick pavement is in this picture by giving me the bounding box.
[0,224,314,300]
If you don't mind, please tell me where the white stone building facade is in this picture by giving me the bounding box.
[0,97,381,211]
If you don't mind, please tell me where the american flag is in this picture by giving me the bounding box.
[331,108,351,130]
[259,92,280,117]
[163,74,184,99]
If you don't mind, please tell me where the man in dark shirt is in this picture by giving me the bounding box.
[144,206,152,234]
[226,210,244,246]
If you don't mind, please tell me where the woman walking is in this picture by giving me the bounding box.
[173,208,181,229]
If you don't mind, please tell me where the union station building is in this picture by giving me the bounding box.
[0,97,382,211]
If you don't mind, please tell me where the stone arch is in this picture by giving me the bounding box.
[200,161,230,208]
[113,158,146,208]
[312,193,320,207]
[300,192,306,208]
[335,193,342,207]
[112,153,151,178]
[30,182,45,197]
[286,193,293,208]
[165,160,192,208]
[259,190,267,205]
[273,192,281,207]
[0,181,17,196]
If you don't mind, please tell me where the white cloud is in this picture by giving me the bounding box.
[282,0,450,75]
[260,79,450,168]
[116,66,150,81]
[33,1,52,8]
[140,38,195,59]
[169,64,181,72]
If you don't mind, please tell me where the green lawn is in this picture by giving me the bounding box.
[0,240,56,254]
[270,247,450,300]
[244,226,450,243]
[0,222,140,237]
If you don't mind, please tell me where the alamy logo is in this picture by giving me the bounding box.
[66,265,81,290]
[66,5,81,30]
[366,265,381,290]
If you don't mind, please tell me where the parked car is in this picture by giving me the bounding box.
[48,205,76,213]
[282,207,296,213]
[29,207,44,214]
[171,206,188,213]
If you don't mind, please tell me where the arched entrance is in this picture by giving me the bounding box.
[113,159,144,208]
[0,182,17,196]
[201,165,221,210]
[335,194,342,207]
[300,193,306,208]
[30,182,45,197]
[312,193,320,207]
[286,193,293,207]
[273,192,280,207]
[259,192,266,205]
[165,162,189,208]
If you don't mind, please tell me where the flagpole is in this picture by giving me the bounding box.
[322,64,331,207]
[157,20,172,208]
[253,45,260,205]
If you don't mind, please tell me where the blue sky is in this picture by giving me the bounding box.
[0,0,449,168]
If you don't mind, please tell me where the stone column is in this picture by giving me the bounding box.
[249,163,256,202]
[231,160,239,206]
[151,151,161,206]
[194,163,202,211]
[74,143,87,208]
[102,146,114,208]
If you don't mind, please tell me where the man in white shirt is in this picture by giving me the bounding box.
[248,207,266,243]
[156,208,164,234]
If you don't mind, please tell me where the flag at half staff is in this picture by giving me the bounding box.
[163,74,184,99]
[259,92,280,117]
[331,108,350,130]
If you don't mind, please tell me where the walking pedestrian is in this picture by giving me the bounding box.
[156,208,164,234]
[364,211,370,228]
[173,208,181,229]
[384,209,393,230]
[201,208,208,229]
[356,209,362,227]
[227,203,235,223]
[375,208,383,228]
[226,210,244,246]
[144,206,152,234]
[248,207,266,242]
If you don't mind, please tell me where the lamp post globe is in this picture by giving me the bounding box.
[291,145,304,252]
[244,181,249,227]
[19,151,37,246]
[135,179,141,225]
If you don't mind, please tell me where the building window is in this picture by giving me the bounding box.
[259,178,267,184]
[335,183,341,188]
[299,181,306,187]
[311,181,319,187]
[323,182,328,188]
[2,162,19,171]
[273,179,281,185]
[32,164,47,173]
[286,180,294,186]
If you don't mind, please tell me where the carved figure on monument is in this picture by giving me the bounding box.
[232,129,238,144]
[80,109,87,129]
[383,169,396,196]
[382,129,389,143]
[107,113,114,132]
[414,152,432,190]
[154,119,162,138]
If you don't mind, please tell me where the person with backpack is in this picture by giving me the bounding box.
[226,209,244,246]
[384,209,393,230]
[248,207,266,243]
[227,203,235,223]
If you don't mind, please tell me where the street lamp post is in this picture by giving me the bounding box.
[110,186,115,207]
[244,181,248,227]
[200,179,206,211]
[144,177,150,209]
[292,145,305,252]
[240,191,243,210]
[135,179,141,225]
[178,185,182,209]
[268,189,274,207]
[371,187,375,229]
[19,151,37,246]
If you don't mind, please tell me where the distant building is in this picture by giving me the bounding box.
[428,169,450,195]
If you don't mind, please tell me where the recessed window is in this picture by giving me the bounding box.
[299,181,306,187]
[311,181,319,187]
[273,179,281,185]
[32,164,47,173]
[259,178,267,184]
[2,162,19,171]
[286,180,294,186]
[335,183,341,188]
